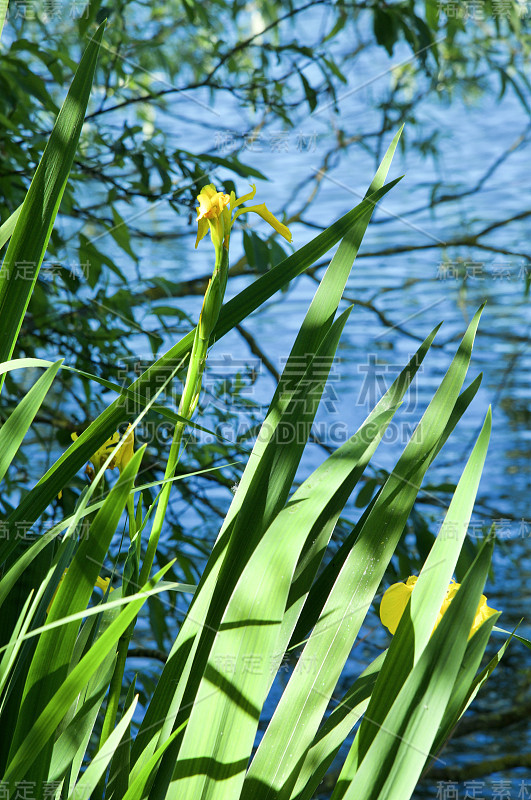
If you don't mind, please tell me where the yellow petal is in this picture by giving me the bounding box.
[115,425,135,473]
[380,575,498,640]
[222,204,232,241]
[446,580,460,599]
[196,184,217,214]
[92,432,120,471]
[232,202,292,242]
[470,594,497,637]
[432,580,459,630]
[380,580,415,635]
[94,575,113,592]
[196,185,230,221]
[195,217,209,248]
[73,430,118,472]
[232,184,257,208]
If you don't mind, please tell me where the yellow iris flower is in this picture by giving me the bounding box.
[380,575,497,640]
[195,183,292,251]
[72,424,135,480]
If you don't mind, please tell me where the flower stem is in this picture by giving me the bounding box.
[139,246,228,586]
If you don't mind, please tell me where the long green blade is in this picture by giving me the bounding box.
[47,652,116,785]
[0,360,62,483]
[3,564,172,787]
[0,205,22,251]
[0,0,8,40]
[289,371,483,653]
[290,651,387,800]
[0,22,105,368]
[277,324,441,690]
[243,309,483,799]
[429,613,499,765]
[7,447,144,782]
[66,696,138,800]
[164,309,400,800]
[355,408,492,765]
[339,539,496,800]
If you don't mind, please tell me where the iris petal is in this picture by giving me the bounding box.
[471,594,497,636]
[233,202,292,242]
[232,185,257,208]
[380,581,414,635]
[380,575,498,639]
[195,217,209,249]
